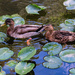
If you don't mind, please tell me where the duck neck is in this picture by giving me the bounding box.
[9,24,14,31]
[49,30,53,34]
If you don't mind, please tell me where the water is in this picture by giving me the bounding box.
[0,0,75,75]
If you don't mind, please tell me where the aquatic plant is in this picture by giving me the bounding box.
[0,46,36,75]
[5,60,18,69]
[0,32,7,42]
[42,42,63,69]
[0,47,14,60]
[42,42,62,55]
[18,46,36,61]
[0,14,25,26]
[25,4,46,14]
[63,0,75,10]
[15,62,35,75]
[0,32,7,38]
[69,68,75,75]
[59,49,75,63]
[43,56,62,69]
[0,66,6,75]
[60,19,75,32]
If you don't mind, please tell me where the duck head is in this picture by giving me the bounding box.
[1,18,14,27]
[45,25,54,34]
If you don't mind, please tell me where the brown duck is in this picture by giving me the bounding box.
[1,18,45,39]
[45,25,75,43]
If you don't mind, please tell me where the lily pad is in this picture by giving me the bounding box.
[63,0,75,10]
[0,15,10,25]
[12,17,25,26]
[0,47,14,60]
[18,46,36,61]
[43,56,62,69]
[25,4,46,14]
[42,42,62,55]
[0,32,7,38]
[59,49,75,63]
[0,66,6,75]
[0,14,25,26]
[0,37,5,42]
[69,68,75,74]
[15,62,35,75]
[0,32,7,42]
[60,19,75,32]
[5,60,18,69]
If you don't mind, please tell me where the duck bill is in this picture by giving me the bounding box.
[1,23,6,26]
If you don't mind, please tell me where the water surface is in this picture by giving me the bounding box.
[0,0,75,75]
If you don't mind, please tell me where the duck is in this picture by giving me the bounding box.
[1,18,46,39]
[45,25,75,43]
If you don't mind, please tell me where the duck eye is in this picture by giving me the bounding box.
[7,21,11,23]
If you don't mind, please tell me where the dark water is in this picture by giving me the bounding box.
[0,0,75,75]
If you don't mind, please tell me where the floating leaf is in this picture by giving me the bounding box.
[15,62,35,75]
[0,47,14,60]
[0,15,10,25]
[0,37,5,42]
[69,68,75,74]
[43,56,62,69]
[0,15,10,21]
[0,14,25,27]
[0,66,2,72]
[0,66,6,75]
[59,49,75,63]
[0,32,7,38]
[42,42,62,55]
[25,4,46,14]
[5,60,17,69]
[12,17,25,26]
[60,19,75,32]
[0,32,7,42]
[0,71,6,75]
[63,0,75,10]
[18,46,36,61]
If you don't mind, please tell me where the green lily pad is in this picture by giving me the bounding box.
[15,62,35,75]
[42,42,62,55]
[0,15,10,21]
[25,4,46,14]
[43,56,62,69]
[18,46,36,61]
[0,71,6,75]
[69,68,75,74]
[0,14,25,26]
[5,60,17,69]
[0,47,14,60]
[59,49,75,63]
[63,0,75,10]
[0,32,7,42]
[60,19,75,32]
[12,17,25,26]
[0,66,6,75]
[0,37,5,42]
[0,32,7,38]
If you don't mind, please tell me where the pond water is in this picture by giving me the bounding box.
[0,0,75,75]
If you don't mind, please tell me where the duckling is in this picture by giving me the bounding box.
[45,25,75,43]
[1,18,45,39]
